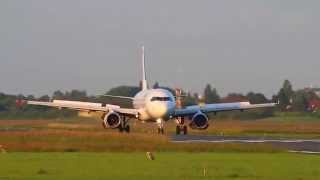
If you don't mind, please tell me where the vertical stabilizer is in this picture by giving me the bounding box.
[141,46,148,91]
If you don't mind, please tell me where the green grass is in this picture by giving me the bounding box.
[0,117,319,179]
[267,112,320,122]
[0,130,281,152]
[0,152,319,180]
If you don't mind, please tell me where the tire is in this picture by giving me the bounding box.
[161,128,164,135]
[158,128,164,134]
[125,125,130,133]
[176,126,180,135]
[119,126,123,133]
[183,126,188,135]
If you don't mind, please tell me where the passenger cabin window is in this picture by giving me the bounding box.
[151,97,172,102]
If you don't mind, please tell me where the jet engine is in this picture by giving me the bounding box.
[189,112,209,130]
[102,112,121,129]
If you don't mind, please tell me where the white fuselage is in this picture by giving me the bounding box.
[132,88,176,121]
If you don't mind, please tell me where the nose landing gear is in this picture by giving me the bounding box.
[176,117,188,135]
[156,119,165,135]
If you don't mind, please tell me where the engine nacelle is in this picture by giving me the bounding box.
[189,112,209,130]
[103,112,121,129]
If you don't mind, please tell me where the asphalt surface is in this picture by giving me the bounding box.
[171,135,320,153]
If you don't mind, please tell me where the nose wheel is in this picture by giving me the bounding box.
[157,127,164,134]
[156,119,165,135]
[176,117,188,135]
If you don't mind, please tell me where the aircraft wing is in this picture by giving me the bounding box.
[27,100,138,116]
[174,102,276,117]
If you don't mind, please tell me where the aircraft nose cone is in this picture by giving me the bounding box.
[147,103,169,119]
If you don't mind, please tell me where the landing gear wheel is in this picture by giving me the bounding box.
[183,125,188,135]
[124,125,130,133]
[175,117,187,135]
[156,119,165,135]
[158,128,164,135]
[118,116,130,133]
[176,126,180,135]
[118,126,123,132]
[176,125,188,135]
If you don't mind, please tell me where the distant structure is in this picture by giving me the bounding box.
[313,88,320,98]
[304,87,320,97]
[305,88,320,112]
[308,99,320,112]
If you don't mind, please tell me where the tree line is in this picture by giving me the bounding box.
[0,80,318,119]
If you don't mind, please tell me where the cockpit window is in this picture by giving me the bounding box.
[151,97,172,102]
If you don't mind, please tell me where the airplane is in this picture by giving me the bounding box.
[26,46,276,135]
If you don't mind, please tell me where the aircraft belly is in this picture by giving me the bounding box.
[137,108,151,121]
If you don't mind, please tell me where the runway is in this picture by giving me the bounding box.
[171,135,320,153]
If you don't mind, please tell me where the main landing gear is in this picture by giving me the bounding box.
[119,117,130,133]
[176,117,188,135]
[157,119,165,135]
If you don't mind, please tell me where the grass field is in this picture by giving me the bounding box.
[0,152,319,180]
[0,118,319,179]
[0,117,320,152]
[1,117,320,138]
[0,129,280,153]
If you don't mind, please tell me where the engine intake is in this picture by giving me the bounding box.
[103,112,121,129]
[189,112,209,130]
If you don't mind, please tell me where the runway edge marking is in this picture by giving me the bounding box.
[288,150,320,154]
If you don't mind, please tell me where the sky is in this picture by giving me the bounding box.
[0,0,319,98]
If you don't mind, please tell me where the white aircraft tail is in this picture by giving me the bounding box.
[141,46,148,91]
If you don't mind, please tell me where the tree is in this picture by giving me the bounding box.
[283,80,294,97]
[292,90,308,111]
[52,90,64,100]
[182,92,197,106]
[39,95,50,101]
[153,82,160,89]
[222,93,247,103]
[106,86,140,97]
[203,84,220,103]
[67,90,88,101]
[104,86,140,108]
[277,80,294,110]
[291,89,319,111]
[0,93,7,111]
[246,92,268,104]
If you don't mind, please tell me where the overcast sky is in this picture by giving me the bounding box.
[1,0,319,97]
